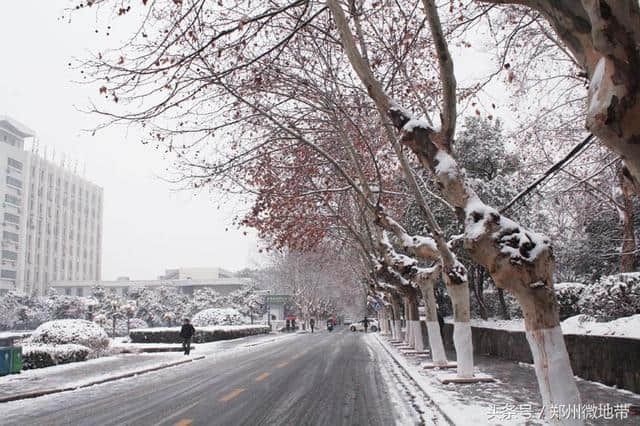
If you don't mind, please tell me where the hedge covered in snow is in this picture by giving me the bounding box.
[130,325,270,343]
[554,282,586,320]
[30,319,109,350]
[22,343,91,370]
[578,273,640,321]
[99,318,150,337]
[191,308,248,327]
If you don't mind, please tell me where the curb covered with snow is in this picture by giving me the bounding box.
[0,355,205,404]
[372,334,457,425]
[372,333,533,426]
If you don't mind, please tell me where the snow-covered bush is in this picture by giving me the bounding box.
[192,308,248,327]
[554,282,586,320]
[578,273,640,321]
[130,325,270,343]
[22,344,91,370]
[44,292,90,320]
[30,319,109,350]
[0,291,49,331]
[113,317,148,336]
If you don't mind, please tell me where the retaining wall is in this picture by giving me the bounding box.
[438,323,640,394]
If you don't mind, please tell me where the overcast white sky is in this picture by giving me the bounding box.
[0,1,261,280]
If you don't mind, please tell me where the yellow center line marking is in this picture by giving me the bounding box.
[174,420,193,426]
[277,361,289,368]
[219,388,246,402]
[255,372,270,382]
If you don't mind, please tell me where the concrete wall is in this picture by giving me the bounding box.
[438,323,640,394]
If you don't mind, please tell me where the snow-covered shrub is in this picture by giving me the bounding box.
[22,344,91,370]
[130,325,270,343]
[578,273,640,321]
[554,282,586,320]
[102,318,149,336]
[0,291,49,331]
[44,292,90,320]
[30,319,109,350]
[192,308,248,327]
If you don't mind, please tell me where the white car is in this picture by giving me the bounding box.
[350,319,379,332]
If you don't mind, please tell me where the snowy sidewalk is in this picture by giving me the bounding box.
[0,351,200,402]
[371,333,640,425]
[0,331,298,403]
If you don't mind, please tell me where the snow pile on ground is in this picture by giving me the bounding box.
[30,319,110,350]
[561,314,640,339]
[192,308,248,327]
[22,343,91,370]
[446,314,640,339]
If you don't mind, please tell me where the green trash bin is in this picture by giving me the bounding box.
[10,346,22,373]
[0,347,10,376]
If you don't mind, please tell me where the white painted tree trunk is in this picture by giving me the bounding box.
[453,322,474,378]
[395,320,403,340]
[412,320,425,351]
[405,319,413,346]
[426,321,447,365]
[527,326,582,425]
[418,277,449,365]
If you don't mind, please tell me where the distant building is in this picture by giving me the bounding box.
[51,267,248,297]
[158,267,232,280]
[0,116,103,295]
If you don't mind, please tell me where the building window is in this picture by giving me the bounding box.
[2,231,18,242]
[6,176,22,189]
[5,194,20,206]
[77,287,84,297]
[1,269,16,279]
[4,213,19,224]
[7,158,23,171]
[65,288,71,296]
[2,250,17,261]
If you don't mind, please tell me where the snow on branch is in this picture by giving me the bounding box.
[465,196,551,265]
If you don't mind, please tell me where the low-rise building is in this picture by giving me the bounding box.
[50,267,249,297]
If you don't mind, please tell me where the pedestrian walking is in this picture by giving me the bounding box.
[309,318,315,333]
[180,318,196,355]
[363,317,369,333]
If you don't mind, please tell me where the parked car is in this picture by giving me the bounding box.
[343,318,354,325]
[350,319,379,332]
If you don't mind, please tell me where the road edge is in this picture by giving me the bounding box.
[372,333,455,425]
[0,355,206,404]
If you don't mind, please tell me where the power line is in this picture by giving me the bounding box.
[500,133,595,214]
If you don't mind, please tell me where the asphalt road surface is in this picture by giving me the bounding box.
[2,328,433,426]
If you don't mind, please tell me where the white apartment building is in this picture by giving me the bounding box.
[0,116,103,295]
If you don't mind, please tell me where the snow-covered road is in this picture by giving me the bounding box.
[2,328,436,425]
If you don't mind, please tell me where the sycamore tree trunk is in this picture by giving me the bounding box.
[619,168,637,272]
[376,226,474,377]
[471,265,489,320]
[390,293,403,340]
[417,266,448,365]
[498,288,511,320]
[402,288,425,351]
[327,0,581,415]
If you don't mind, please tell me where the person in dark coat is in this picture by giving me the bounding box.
[363,317,369,333]
[309,318,315,333]
[180,318,196,355]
